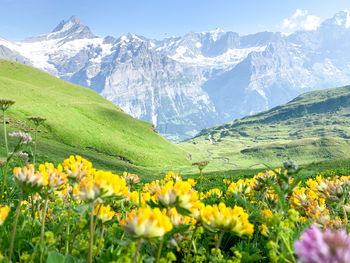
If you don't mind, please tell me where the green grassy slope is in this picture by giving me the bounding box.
[180,85,350,169]
[0,59,189,169]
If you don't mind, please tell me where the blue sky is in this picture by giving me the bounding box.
[0,0,349,40]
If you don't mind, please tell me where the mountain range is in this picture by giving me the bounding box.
[1,11,350,141]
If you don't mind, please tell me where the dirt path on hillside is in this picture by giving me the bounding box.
[206,149,239,168]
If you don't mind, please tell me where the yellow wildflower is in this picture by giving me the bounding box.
[168,208,196,227]
[156,180,199,210]
[94,205,115,223]
[13,165,46,190]
[259,223,268,236]
[143,180,161,194]
[201,203,254,236]
[205,188,223,198]
[0,205,9,225]
[261,209,273,218]
[122,172,140,185]
[39,163,68,189]
[227,179,251,195]
[120,207,173,238]
[223,179,231,184]
[128,191,151,207]
[62,155,94,180]
[94,170,128,199]
[74,176,101,202]
[163,171,182,183]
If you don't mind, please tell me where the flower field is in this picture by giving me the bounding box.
[1,154,350,262]
[2,99,350,263]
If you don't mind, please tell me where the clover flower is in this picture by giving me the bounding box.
[0,205,9,225]
[62,155,94,181]
[205,188,222,198]
[9,132,32,144]
[120,207,173,239]
[156,180,199,210]
[0,98,15,111]
[163,171,182,183]
[38,163,67,190]
[201,203,254,236]
[122,172,140,186]
[143,180,161,194]
[74,171,128,202]
[294,225,350,263]
[251,170,277,191]
[318,179,344,203]
[73,176,101,202]
[94,205,115,223]
[128,191,151,207]
[227,179,251,195]
[168,208,195,227]
[190,201,206,221]
[13,165,46,191]
[94,170,128,199]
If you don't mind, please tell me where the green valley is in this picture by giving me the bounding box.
[180,85,350,170]
[2,59,350,179]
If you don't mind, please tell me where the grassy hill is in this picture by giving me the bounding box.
[180,85,350,169]
[0,59,189,173]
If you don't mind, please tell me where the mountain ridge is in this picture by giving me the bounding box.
[1,11,350,141]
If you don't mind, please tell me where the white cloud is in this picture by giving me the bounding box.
[303,15,321,30]
[281,9,321,32]
[283,18,296,29]
[292,9,308,19]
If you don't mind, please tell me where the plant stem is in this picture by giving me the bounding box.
[0,163,8,204]
[33,125,38,168]
[69,212,84,254]
[133,238,143,262]
[8,191,24,261]
[155,239,163,263]
[88,203,95,263]
[215,230,225,255]
[40,195,49,245]
[39,194,49,263]
[30,195,35,219]
[185,225,198,262]
[199,169,203,199]
[280,235,296,263]
[3,110,8,158]
[97,225,105,256]
[93,203,102,231]
[65,217,70,255]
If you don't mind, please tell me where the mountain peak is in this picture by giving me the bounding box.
[52,16,83,33]
[50,15,96,39]
[23,16,96,42]
[322,10,350,28]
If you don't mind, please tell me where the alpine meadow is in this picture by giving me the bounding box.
[2,2,350,263]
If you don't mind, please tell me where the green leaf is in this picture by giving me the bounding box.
[47,251,65,263]
[64,255,76,263]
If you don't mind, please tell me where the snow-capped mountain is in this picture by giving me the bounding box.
[1,12,350,141]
